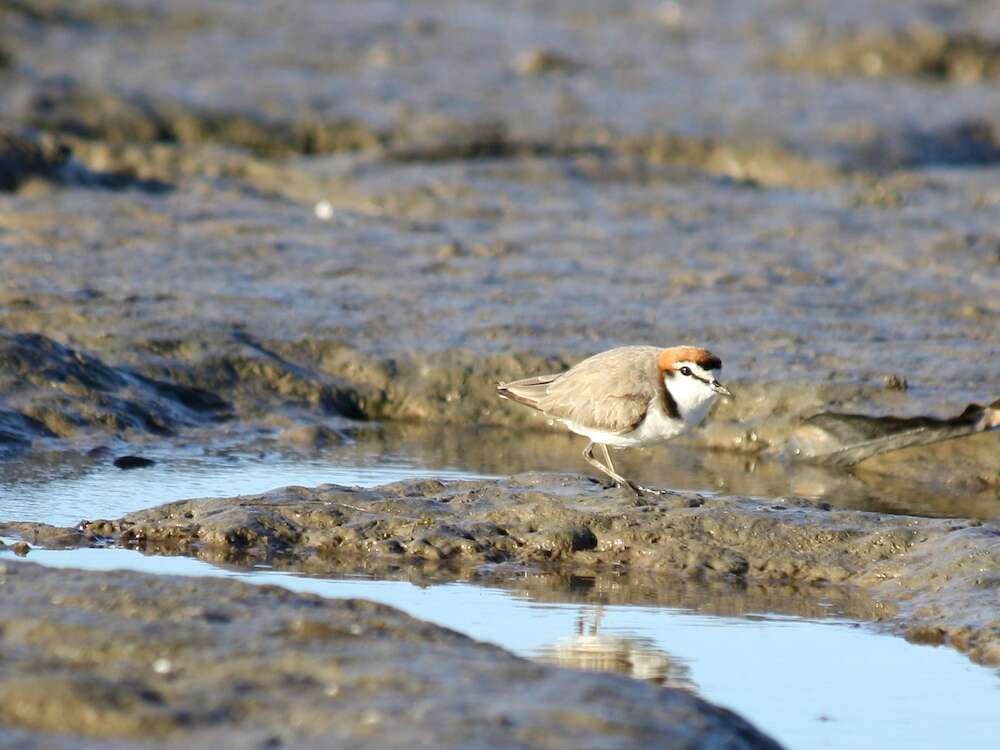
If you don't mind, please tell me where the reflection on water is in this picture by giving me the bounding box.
[535,606,695,691]
[1,545,997,750]
[0,422,996,527]
[0,421,996,750]
[0,434,492,527]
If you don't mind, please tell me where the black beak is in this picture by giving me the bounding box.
[711,380,733,399]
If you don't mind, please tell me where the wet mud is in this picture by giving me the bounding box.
[767,25,1000,84]
[6,473,996,665]
[0,560,780,749]
[1,2,998,470]
[0,173,996,467]
[0,0,998,743]
[789,398,1000,467]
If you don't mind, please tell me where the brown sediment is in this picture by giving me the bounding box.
[0,0,212,29]
[9,473,993,665]
[0,1,995,742]
[18,79,844,188]
[0,560,781,749]
[767,25,1000,83]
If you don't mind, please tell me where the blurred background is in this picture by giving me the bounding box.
[1,6,999,748]
[0,0,997,485]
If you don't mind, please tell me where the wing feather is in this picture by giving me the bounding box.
[537,346,661,433]
[496,373,560,410]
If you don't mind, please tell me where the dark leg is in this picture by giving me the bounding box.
[600,444,671,497]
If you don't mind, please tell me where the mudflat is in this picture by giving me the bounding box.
[0,1,998,747]
[0,559,782,749]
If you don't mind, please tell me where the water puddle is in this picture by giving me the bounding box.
[1,431,997,749]
[2,544,997,750]
[1,423,996,527]
[0,443,492,527]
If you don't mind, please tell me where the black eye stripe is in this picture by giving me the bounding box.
[670,366,711,385]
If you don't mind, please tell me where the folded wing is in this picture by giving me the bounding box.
[497,346,661,434]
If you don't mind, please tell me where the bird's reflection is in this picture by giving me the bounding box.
[535,606,696,692]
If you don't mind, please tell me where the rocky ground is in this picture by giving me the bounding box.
[0,0,998,746]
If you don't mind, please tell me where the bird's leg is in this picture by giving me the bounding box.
[600,443,617,474]
[583,442,639,496]
[600,444,671,497]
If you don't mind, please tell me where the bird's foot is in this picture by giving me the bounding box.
[614,480,640,497]
[613,480,673,497]
[626,482,682,497]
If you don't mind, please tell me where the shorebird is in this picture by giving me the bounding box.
[497,345,731,495]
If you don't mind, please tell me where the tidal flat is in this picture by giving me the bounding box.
[0,0,998,748]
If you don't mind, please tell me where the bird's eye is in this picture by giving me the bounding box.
[680,366,692,376]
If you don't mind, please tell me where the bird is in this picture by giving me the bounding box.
[496,345,732,495]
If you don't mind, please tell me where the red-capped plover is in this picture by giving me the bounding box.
[498,345,731,495]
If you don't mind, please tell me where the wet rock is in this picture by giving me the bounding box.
[11,542,29,556]
[113,455,156,470]
[0,0,160,27]
[0,126,170,192]
[0,561,781,749]
[59,474,1000,665]
[0,410,51,446]
[932,233,1000,265]
[386,119,535,162]
[2,0,999,182]
[15,77,842,186]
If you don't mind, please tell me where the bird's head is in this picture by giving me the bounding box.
[657,346,731,424]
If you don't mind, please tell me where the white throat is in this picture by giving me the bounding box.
[665,373,718,428]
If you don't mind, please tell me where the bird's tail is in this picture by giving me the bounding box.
[496,374,559,411]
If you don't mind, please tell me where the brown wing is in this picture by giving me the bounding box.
[496,373,561,410]
[536,346,662,433]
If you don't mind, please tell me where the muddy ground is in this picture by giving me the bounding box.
[6,473,998,666]
[0,0,998,746]
[0,559,782,749]
[0,0,996,461]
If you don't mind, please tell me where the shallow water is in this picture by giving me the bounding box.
[1,424,996,527]
[2,1,998,746]
[0,441,491,527]
[3,544,997,750]
[1,443,999,748]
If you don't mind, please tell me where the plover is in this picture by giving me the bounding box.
[497,345,731,494]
